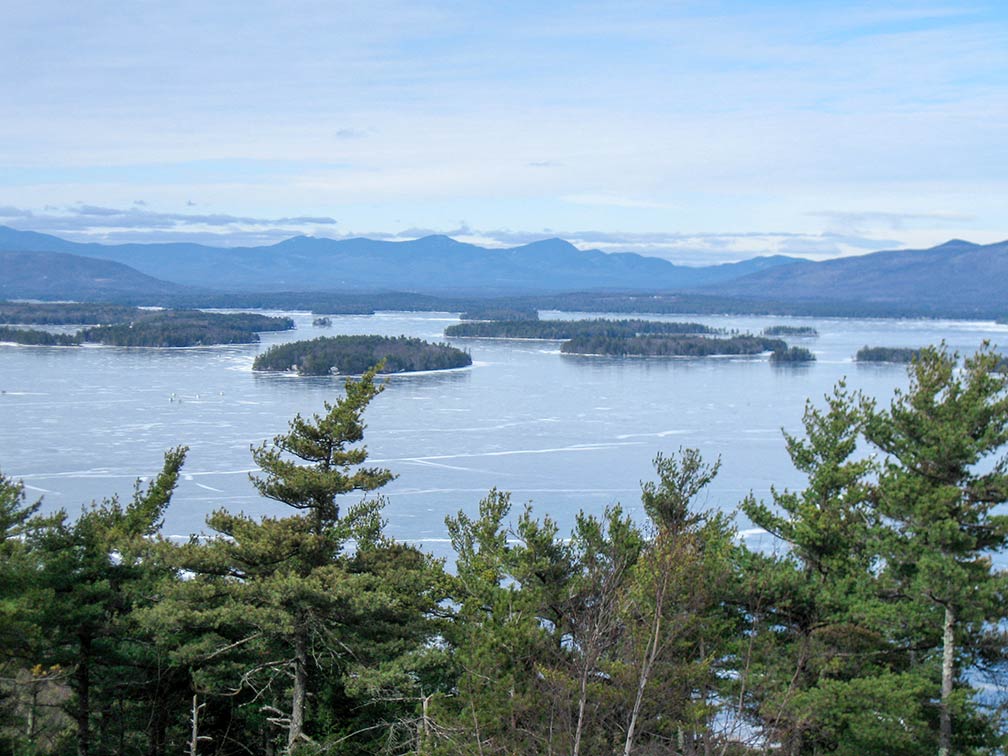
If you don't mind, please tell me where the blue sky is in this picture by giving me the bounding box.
[1,1,1006,262]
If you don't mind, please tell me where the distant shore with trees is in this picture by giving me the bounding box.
[0,303,293,347]
[560,333,786,357]
[446,318,720,340]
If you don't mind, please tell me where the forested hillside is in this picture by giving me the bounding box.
[2,349,1007,755]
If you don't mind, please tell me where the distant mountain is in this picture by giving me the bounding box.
[701,239,1008,316]
[0,226,799,295]
[0,250,188,301]
[4,227,1005,318]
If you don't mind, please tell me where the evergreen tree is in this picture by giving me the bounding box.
[740,384,933,755]
[864,344,1008,755]
[619,449,739,755]
[150,366,445,754]
[0,473,43,752]
[29,448,188,756]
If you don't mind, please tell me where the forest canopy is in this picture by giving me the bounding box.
[252,334,472,375]
[561,333,786,357]
[445,317,720,339]
[855,346,921,363]
[0,304,294,347]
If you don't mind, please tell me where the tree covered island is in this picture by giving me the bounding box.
[769,345,817,363]
[762,324,819,337]
[0,301,144,325]
[445,318,720,339]
[253,335,472,375]
[0,326,81,346]
[458,305,540,321]
[856,346,922,363]
[561,334,787,357]
[0,303,294,347]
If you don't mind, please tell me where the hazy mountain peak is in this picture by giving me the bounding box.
[932,238,980,250]
[516,237,579,251]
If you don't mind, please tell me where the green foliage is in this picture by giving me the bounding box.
[763,325,819,337]
[856,345,921,363]
[81,310,293,347]
[0,302,293,346]
[253,335,472,375]
[458,305,539,321]
[561,333,785,357]
[0,326,80,346]
[0,301,142,325]
[5,343,1008,754]
[150,367,447,754]
[446,317,719,339]
[770,345,816,363]
[864,344,1008,753]
[26,448,189,756]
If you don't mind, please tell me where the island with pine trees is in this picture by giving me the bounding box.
[769,345,817,363]
[855,346,921,363]
[445,318,720,340]
[253,335,472,375]
[560,334,787,357]
[762,325,819,337]
[0,302,294,347]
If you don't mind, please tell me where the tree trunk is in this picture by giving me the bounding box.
[287,631,308,754]
[573,654,590,756]
[189,694,205,756]
[76,634,91,756]
[938,605,955,756]
[624,569,667,756]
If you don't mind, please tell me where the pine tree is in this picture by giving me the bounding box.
[865,343,1008,755]
[740,384,932,755]
[29,447,188,756]
[151,366,445,754]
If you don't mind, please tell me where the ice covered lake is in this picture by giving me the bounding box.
[2,310,1006,560]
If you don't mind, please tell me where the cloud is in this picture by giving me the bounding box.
[0,204,337,245]
[807,210,975,231]
[354,225,904,264]
[0,206,925,262]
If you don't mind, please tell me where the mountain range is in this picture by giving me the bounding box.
[1,226,1006,318]
[0,226,796,295]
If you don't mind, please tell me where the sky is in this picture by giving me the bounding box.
[1,1,1006,263]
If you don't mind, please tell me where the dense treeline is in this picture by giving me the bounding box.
[458,306,539,321]
[253,335,472,375]
[0,302,143,325]
[856,346,922,363]
[3,348,1008,755]
[561,334,785,357]
[446,318,720,339]
[0,305,295,347]
[769,345,817,363]
[0,327,80,346]
[762,325,818,337]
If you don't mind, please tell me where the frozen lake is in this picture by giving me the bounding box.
[2,310,1005,560]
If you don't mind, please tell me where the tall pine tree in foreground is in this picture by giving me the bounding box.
[864,343,1008,756]
[152,365,446,755]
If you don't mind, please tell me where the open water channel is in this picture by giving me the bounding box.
[1,310,1005,561]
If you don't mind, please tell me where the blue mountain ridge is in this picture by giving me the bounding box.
[0,226,799,295]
